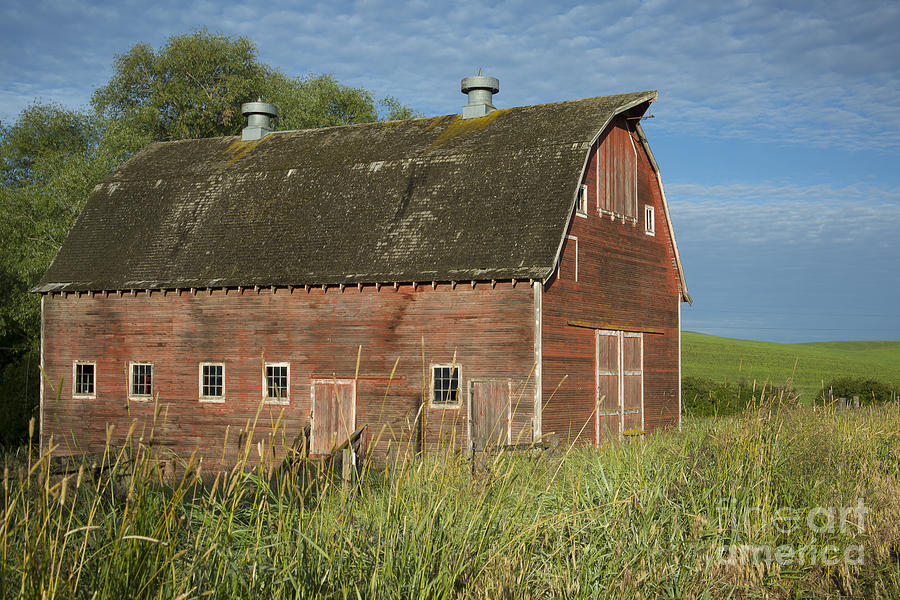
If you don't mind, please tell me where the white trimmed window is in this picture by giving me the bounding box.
[264,362,290,404]
[644,204,655,235]
[129,362,153,400]
[199,363,225,402]
[576,184,588,217]
[431,364,461,407]
[73,361,96,398]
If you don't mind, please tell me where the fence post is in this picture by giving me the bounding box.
[838,397,846,411]
[853,395,860,411]
[342,448,352,492]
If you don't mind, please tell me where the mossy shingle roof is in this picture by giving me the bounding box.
[35,91,656,293]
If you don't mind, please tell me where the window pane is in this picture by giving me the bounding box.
[75,364,94,395]
[132,364,152,396]
[266,365,288,399]
[433,366,459,404]
[202,364,223,397]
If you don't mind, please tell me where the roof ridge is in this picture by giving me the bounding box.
[144,91,656,146]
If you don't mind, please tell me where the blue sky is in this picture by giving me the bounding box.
[2,0,899,342]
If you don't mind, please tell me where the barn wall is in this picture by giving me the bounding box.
[542,116,681,444]
[41,283,535,469]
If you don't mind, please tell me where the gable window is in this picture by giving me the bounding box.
[264,362,290,404]
[129,362,153,399]
[431,364,461,407]
[199,363,225,402]
[644,205,655,235]
[576,184,588,217]
[73,361,95,398]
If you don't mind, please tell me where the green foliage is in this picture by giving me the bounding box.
[0,350,39,447]
[817,375,897,405]
[3,401,900,597]
[379,95,423,121]
[0,102,96,188]
[0,103,104,343]
[263,72,378,130]
[92,29,420,141]
[681,375,797,417]
[682,331,900,401]
[92,29,269,141]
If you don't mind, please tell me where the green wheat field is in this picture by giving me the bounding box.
[682,331,900,401]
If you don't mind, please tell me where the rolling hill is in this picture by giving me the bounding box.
[681,331,900,400]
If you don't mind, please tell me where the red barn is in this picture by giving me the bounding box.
[34,76,689,467]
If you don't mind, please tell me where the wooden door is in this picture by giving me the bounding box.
[622,333,643,433]
[595,330,644,443]
[469,380,510,447]
[310,379,356,455]
[596,330,620,442]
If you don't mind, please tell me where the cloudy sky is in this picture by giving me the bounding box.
[2,0,898,342]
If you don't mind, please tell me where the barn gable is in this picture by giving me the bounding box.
[34,92,662,293]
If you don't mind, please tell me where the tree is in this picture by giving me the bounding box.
[0,103,112,444]
[0,103,107,342]
[265,72,378,129]
[379,95,421,121]
[92,30,269,141]
[92,29,419,142]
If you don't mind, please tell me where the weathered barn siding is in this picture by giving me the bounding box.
[41,283,535,468]
[542,117,681,444]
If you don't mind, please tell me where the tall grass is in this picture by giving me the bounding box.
[3,395,900,598]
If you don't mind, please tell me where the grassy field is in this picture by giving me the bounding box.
[682,331,900,401]
[3,397,900,599]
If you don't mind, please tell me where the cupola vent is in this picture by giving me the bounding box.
[461,72,499,119]
[241,101,278,141]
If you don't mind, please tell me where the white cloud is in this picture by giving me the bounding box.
[2,0,899,151]
[668,182,900,245]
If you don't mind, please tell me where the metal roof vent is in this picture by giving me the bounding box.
[461,72,499,119]
[241,101,278,141]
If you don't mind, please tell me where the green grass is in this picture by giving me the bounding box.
[682,331,900,401]
[3,396,900,599]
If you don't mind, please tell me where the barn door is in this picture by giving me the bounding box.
[596,331,621,442]
[469,379,511,447]
[622,333,644,433]
[310,379,356,455]
[595,330,643,443]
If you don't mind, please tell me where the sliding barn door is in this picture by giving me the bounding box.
[595,330,644,444]
[310,379,356,455]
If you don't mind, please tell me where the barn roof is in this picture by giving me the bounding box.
[35,91,679,294]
